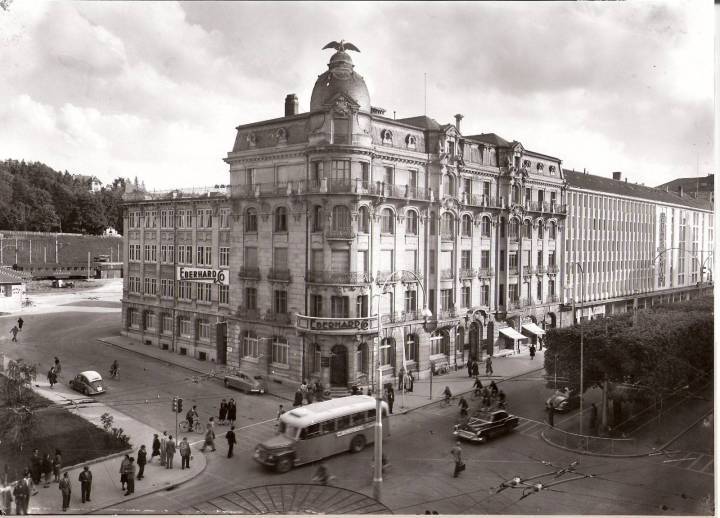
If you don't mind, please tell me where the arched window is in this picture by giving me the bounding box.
[358,206,369,233]
[382,130,393,145]
[406,210,418,235]
[331,205,351,231]
[380,338,394,367]
[381,208,394,234]
[481,216,492,238]
[537,221,544,239]
[523,220,533,239]
[511,184,520,204]
[404,334,418,363]
[430,331,449,356]
[499,217,506,238]
[274,207,288,232]
[441,213,455,236]
[245,208,258,232]
[312,205,323,232]
[509,218,519,240]
[356,343,368,375]
[430,211,437,235]
[442,174,456,197]
[406,134,417,150]
[461,215,472,237]
[549,221,557,240]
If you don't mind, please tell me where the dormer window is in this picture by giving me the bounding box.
[381,130,393,145]
[536,163,544,172]
[548,165,557,174]
[522,160,532,169]
[406,134,417,150]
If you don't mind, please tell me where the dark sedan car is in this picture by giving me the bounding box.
[69,370,105,395]
[223,370,266,394]
[453,410,519,443]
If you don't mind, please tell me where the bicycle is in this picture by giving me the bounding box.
[179,420,204,434]
[22,298,34,308]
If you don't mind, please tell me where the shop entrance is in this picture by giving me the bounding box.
[330,344,348,386]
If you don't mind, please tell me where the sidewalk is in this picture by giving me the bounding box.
[24,380,206,514]
[97,334,546,415]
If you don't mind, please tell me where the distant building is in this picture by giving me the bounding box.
[0,267,25,312]
[656,174,714,206]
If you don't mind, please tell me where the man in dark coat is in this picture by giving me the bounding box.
[124,457,136,496]
[467,360,473,378]
[29,449,42,485]
[226,426,236,458]
[137,445,147,480]
[472,361,479,377]
[13,476,29,515]
[226,399,237,426]
[78,466,92,503]
[17,317,24,330]
[386,386,395,414]
[293,389,303,407]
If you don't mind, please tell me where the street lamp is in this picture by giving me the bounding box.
[571,262,585,436]
[373,269,431,502]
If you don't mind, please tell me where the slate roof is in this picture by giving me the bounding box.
[394,115,443,131]
[0,267,25,284]
[564,170,712,211]
[655,175,714,192]
[465,133,512,147]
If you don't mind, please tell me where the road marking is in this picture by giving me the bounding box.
[684,454,707,470]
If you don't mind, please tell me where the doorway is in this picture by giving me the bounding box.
[330,344,348,386]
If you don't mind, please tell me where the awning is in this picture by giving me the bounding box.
[522,323,546,336]
[499,327,528,340]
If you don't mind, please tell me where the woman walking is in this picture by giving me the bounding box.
[219,399,228,425]
[226,399,237,427]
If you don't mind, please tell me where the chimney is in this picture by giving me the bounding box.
[678,185,684,197]
[612,171,622,181]
[284,94,298,117]
[454,114,464,133]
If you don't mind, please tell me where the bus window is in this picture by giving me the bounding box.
[367,409,376,420]
[321,420,336,435]
[282,425,300,440]
[336,416,351,431]
[301,423,321,440]
[351,411,368,426]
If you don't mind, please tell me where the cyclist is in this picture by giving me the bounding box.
[186,405,199,432]
[442,386,452,406]
[110,360,119,379]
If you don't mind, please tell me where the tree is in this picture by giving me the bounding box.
[1,359,38,452]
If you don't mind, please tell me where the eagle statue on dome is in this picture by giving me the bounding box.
[322,40,360,53]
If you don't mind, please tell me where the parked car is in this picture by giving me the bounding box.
[69,370,105,395]
[453,410,519,443]
[545,388,579,412]
[223,370,266,394]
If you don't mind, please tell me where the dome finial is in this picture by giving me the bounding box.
[322,40,361,53]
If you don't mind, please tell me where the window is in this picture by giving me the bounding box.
[549,221,557,240]
[144,211,157,228]
[128,309,140,328]
[381,208,394,234]
[406,210,418,235]
[244,247,258,268]
[461,250,472,270]
[481,216,491,237]
[245,168,256,186]
[331,160,350,181]
[162,314,173,335]
[356,343,368,374]
[245,287,257,309]
[179,318,192,337]
[408,170,417,190]
[536,280,543,301]
[197,283,212,303]
[312,205,324,232]
[197,209,213,229]
[178,281,192,300]
[219,247,230,267]
[548,251,556,266]
[508,283,519,303]
[160,279,174,298]
[441,213,454,236]
[219,285,229,305]
[129,244,140,261]
[483,181,491,200]
[358,206,369,233]
[512,185,520,204]
[310,294,323,317]
[219,208,231,229]
[196,246,212,266]
[499,284,505,306]
[330,296,349,318]
[128,276,140,294]
[509,252,518,273]
[537,251,543,268]
[331,205,351,230]
[143,277,157,295]
[246,208,258,232]
[198,320,211,341]
[441,289,453,311]
[481,250,490,269]
[405,290,417,313]
[274,290,288,314]
[272,337,289,365]
[538,221,544,239]
[480,285,489,306]
[500,218,506,238]
[523,220,532,239]
[525,188,532,204]
[430,332,448,356]
[356,295,368,317]
[461,215,472,237]
[462,178,471,195]
[548,279,556,297]
[461,286,471,308]
[405,334,417,362]
[312,162,323,183]
[380,338,393,366]
[275,207,288,232]
[383,166,394,184]
[509,219,519,240]
[242,332,259,359]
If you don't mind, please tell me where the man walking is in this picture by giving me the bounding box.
[451,441,464,478]
[159,431,168,467]
[386,386,395,414]
[124,457,136,496]
[13,476,29,515]
[179,437,191,469]
[165,436,176,469]
[136,445,147,480]
[225,426,237,458]
[186,405,199,433]
[9,325,19,342]
[151,434,161,463]
[485,356,493,376]
[226,399,237,427]
[17,317,24,330]
[78,466,92,503]
[547,404,555,427]
[59,472,72,511]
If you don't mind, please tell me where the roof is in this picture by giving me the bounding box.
[655,175,714,192]
[394,115,443,131]
[80,370,102,382]
[282,395,387,425]
[465,133,512,147]
[564,170,713,211]
[0,268,25,284]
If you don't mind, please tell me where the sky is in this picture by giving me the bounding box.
[0,1,714,190]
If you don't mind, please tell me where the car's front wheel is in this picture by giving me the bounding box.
[275,456,293,473]
[350,434,366,453]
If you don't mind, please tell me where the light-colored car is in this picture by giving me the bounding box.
[223,370,266,394]
[545,389,578,412]
[69,370,105,395]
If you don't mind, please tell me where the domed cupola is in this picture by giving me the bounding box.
[310,40,371,113]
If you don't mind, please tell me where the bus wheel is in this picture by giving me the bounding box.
[275,456,293,473]
[350,434,366,453]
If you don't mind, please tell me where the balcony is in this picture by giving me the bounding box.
[508,267,519,276]
[547,294,560,303]
[438,308,459,320]
[551,203,567,214]
[400,271,424,282]
[440,269,455,280]
[265,310,292,325]
[522,266,534,278]
[236,307,261,320]
[547,265,559,274]
[376,271,398,284]
[440,231,455,241]
[521,297,535,307]
[506,300,521,311]
[238,267,261,280]
[477,267,494,278]
[469,194,500,208]
[460,268,475,279]
[299,179,433,201]
[306,270,371,284]
[325,227,356,240]
[267,268,291,282]
[537,265,546,274]
[295,314,379,335]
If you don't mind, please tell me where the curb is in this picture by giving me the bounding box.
[655,407,714,452]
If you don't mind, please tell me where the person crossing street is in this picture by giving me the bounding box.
[225,426,237,458]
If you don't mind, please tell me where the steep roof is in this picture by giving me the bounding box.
[564,170,712,211]
[465,133,512,147]
[394,115,442,131]
[655,175,714,192]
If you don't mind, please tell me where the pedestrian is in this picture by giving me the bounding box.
[42,453,53,488]
[473,376,483,397]
[529,344,536,360]
[179,437,191,469]
[485,356,493,376]
[442,386,452,405]
[226,399,237,427]
[29,449,42,486]
[590,403,598,432]
[124,457,136,496]
[226,426,236,458]
[205,417,216,451]
[547,404,555,427]
[23,469,36,497]
[293,389,303,407]
[399,366,407,388]
[186,405,199,433]
[151,434,161,463]
[314,380,324,401]
[458,396,469,418]
[54,357,62,374]
[466,360,473,378]
[13,475,29,515]
[0,481,12,516]
[119,454,130,491]
[276,404,285,423]
[78,466,92,503]
[497,390,507,409]
[110,359,119,379]
[48,366,57,388]
[165,435,176,469]
[489,380,498,398]
[137,445,147,480]
[386,386,395,414]
[306,384,315,404]
[472,360,479,377]
[407,370,414,392]
[59,472,72,512]
[159,431,168,467]
[481,387,491,409]
[9,325,19,342]
[299,379,309,403]
[53,449,62,483]
[312,462,334,485]
[17,317,24,330]
[219,398,228,425]
[451,441,464,478]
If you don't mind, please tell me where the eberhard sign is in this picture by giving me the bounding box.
[176,267,229,285]
[295,315,378,335]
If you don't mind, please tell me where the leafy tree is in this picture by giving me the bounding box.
[1,359,38,452]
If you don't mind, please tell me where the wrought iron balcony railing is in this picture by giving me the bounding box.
[477,268,494,278]
[306,270,371,284]
[508,267,519,275]
[438,308,459,320]
[440,269,455,280]
[547,294,560,303]
[547,265,559,274]
[325,227,356,240]
[460,268,476,279]
[536,265,546,274]
[236,307,261,320]
[238,267,261,279]
[440,231,455,241]
[400,271,424,282]
[265,310,292,325]
[267,268,291,281]
[522,266,534,277]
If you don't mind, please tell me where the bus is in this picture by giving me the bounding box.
[253,395,390,473]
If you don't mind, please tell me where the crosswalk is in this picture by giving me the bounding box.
[652,450,714,476]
